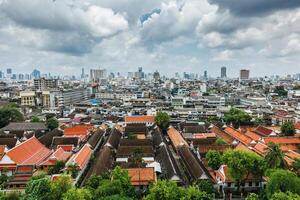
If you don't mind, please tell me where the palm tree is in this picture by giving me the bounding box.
[264,142,286,169]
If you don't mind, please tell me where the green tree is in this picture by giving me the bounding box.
[145,180,184,200]
[222,150,265,189]
[193,179,214,194]
[50,175,72,200]
[245,193,259,200]
[224,108,252,128]
[155,112,170,132]
[214,138,226,145]
[63,188,92,200]
[264,142,286,169]
[111,166,135,198]
[266,169,300,199]
[67,163,79,178]
[181,186,213,200]
[254,117,264,126]
[205,150,222,170]
[31,116,42,123]
[281,122,295,136]
[48,161,65,175]
[25,176,52,200]
[270,191,300,200]
[291,159,300,176]
[274,86,288,97]
[0,107,24,128]
[46,118,59,130]
[98,195,134,200]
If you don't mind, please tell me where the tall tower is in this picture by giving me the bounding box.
[221,66,227,78]
[240,69,250,80]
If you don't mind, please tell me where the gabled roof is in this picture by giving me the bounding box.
[263,137,300,145]
[38,129,63,148]
[224,127,252,146]
[6,136,51,165]
[211,126,234,144]
[1,122,46,131]
[295,122,300,130]
[64,125,93,137]
[167,126,188,148]
[254,126,273,136]
[67,144,92,169]
[40,147,72,166]
[125,115,155,123]
[127,168,156,186]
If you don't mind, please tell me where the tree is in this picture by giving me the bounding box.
[264,142,286,169]
[155,112,170,132]
[0,107,24,128]
[224,108,252,128]
[270,192,300,200]
[48,161,65,175]
[31,116,42,123]
[0,192,22,200]
[63,188,92,200]
[254,117,264,126]
[205,150,222,170]
[50,176,72,200]
[46,118,59,130]
[214,138,226,145]
[145,180,183,200]
[222,150,265,189]
[245,193,259,200]
[291,159,300,176]
[111,166,135,198]
[67,163,79,178]
[25,176,52,200]
[181,186,213,200]
[193,179,214,194]
[281,122,295,136]
[274,86,288,97]
[266,169,300,199]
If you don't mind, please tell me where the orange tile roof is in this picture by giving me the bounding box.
[68,144,92,169]
[193,133,216,139]
[40,147,72,166]
[6,136,51,165]
[224,127,253,146]
[125,115,155,123]
[211,126,234,144]
[235,143,252,153]
[254,126,274,136]
[285,150,300,160]
[64,125,93,137]
[127,168,156,186]
[0,145,5,159]
[295,122,300,130]
[57,145,74,152]
[252,142,269,156]
[263,137,300,145]
[245,130,261,141]
[280,144,299,152]
[167,126,188,148]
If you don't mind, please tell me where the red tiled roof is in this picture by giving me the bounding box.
[245,130,261,141]
[193,133,216,139]
[6,137,51,165]
[64,125,93,137]
[254,126,273,136]
[224,127,253,146]
[167,126,188,148]
[263,137,300,145]
[253,142,269,156]
[280,144,299,152]
[125,115,155,123]
[211,126,234,144]
[40,147,72,166]
[127,168,156,186]
[285,150,300,160]
[67,144,92,169]
[295,122,300,130]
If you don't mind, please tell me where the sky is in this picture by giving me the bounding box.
[0,0,300,78]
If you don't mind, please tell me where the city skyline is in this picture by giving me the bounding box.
[0,0,299,77]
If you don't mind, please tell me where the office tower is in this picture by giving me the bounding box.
[175,72,180,79]
[81,68,85,79]
[18,74,24,80]
[90,68,106,82]
[0,71,3,79]
[137,67,144,79]
[240,69,250,80]
[128,72,133,79]
[11,74,17,80]
[221,66,227,78]
[6,68,12,79]
[204,70,208,80]
[153,70,160,81]
[31,69,41,79]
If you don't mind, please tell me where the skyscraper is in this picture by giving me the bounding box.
[240,69,250,80]
[90,68,106,82]
[31,69,41,79]
[221,66,227,78]
[81,68,85,79]
[204,70,208,80]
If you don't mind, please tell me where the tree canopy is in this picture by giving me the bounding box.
[0,107,24,128]
[281,122,295,136]
[46,117,59,130]
[155,112,170,131]
[224,108,252,128]
[205,150,222,170]
[264,142,286,169]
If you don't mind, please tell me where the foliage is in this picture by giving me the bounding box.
[181,186,213,200]
[222,150,265,186]
[0,107,24,128]
[0,192,22,200]
[281,122,295,136]
[245,193,259,200]
[48,161,65,175]
[224,108,252,128]
[193,179,214,194]
[63,188,92,200]
[254,117,264,126]
[85,174,103,190]
[214,138,226,145]
[274,86,288,97]
[266,169,300,199]
[144,180,184,200]
[67,163,79,178]
[50,176,73,200]
[205,150,222,170]
[31,116,42,123]
[270,191,300,200]
[155,112,170,131]
[25,176,52,200]
[46,118,59,130]
[0,174,8,189]
[98,195,135,200]
[129,147,146,168]
[264,142,286,169]
[291,159,300,176]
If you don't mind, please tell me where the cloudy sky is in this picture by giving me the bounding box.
[0,0,299,77]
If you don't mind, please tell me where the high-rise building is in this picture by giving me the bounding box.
[31,69,41,79]
[153,70,160,81]
[6,68,12,79]
[34,77,59,91]
[81,68,85,79]
[204,70,208,80]
[221,66,227,78]
[240,69,250,80]
[90,68,106,82]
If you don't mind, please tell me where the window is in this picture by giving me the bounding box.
[249,182,252,187]
[255,182,259,187]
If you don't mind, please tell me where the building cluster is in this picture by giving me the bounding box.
[0,66,299,198]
